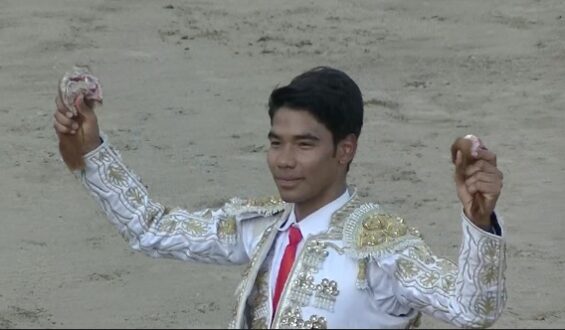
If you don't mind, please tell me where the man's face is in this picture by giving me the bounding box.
[267,107,348,208]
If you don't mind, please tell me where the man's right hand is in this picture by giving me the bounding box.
[53,93,102,164]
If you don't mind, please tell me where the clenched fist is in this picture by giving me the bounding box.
[53,93,101,170]
[451,135,504,229]
[54,66,103,170]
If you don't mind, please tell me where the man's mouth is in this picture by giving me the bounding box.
[275,177,303,188]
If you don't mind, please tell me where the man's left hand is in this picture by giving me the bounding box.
[454,147,504,229]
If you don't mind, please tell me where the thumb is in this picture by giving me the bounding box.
[74,94,96,116]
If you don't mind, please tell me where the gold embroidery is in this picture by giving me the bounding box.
[107,164,128,186]
[393,231,505,327]
[480,264,498,286]
[153,211,210,236]
[95,150,112,163]
[342,203,423,261]
[440,274,456,293]
[142,205,162,228]
[248,270,269,328]
[218,216,237,244]
[359,213,407,246]
[474,293,496,315]
[279,307,327,329]
[397,258,419,279]
[125,187,144,206]
[224,195,285,217]
[159,218,176,233]
[250,317,268,329]
[231,219,282,329]
[328,190,362,232]
[481,239,499,261]
[218,216,236,235]
[356,258,368,289]
[409,245,435,265]
[396,252,458,296]
[274,237,333,326]
[181,220,207,236]
[246,196,283,207]
[419,271,440,288]
[477,237,502,286]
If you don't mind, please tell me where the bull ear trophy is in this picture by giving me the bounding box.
[58,65,103,171]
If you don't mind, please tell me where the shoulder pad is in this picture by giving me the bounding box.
[223,195,286,219]
[342,203,424,260]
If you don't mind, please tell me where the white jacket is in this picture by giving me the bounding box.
[76,138,507,329]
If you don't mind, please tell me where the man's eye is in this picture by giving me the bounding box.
[299,142,314,148]
[270,141,280,147]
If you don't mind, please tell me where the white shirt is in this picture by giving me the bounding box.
[268,189,351,300]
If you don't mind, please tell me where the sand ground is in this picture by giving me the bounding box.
[1,0,564,328]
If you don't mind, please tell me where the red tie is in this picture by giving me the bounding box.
[272,225,303,312]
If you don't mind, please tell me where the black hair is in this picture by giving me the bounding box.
[268,66,364,146]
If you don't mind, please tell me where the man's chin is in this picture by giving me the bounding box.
[276,188,303,204]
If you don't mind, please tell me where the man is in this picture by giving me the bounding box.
[53,67,506,329]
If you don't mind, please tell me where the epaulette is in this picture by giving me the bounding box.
[223,195,286,218]
[343,203,423,260]
[341,203,425,289]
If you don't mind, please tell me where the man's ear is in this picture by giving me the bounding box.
[337,134,358,165]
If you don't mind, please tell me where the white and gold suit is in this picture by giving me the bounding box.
[74,137,507,329]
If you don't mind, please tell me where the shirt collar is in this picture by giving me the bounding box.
[278,189,352,238]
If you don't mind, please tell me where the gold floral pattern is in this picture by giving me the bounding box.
[395,245,460,296]
[181,220,207,236]
[248,269,270,328]
[397,258,420,279]
[106,164,128,187]
[218,216,237,243]
[224,195,286,218]
[474,293,496,315]
[480,264,498,286]
[342,203,423,261]
[142,205,162,228]
[125,187,144,206]
[359,213,407,246]
[95,150,112,163]
[230,220,283,329]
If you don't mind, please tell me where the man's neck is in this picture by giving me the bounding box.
[294,184,348,222]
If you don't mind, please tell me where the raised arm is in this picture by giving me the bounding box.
[53,89,282,265]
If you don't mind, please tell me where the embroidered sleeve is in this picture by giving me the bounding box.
[379,214,507,328]
[75,137,284,265]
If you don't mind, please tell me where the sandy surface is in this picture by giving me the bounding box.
[1,0,564,328]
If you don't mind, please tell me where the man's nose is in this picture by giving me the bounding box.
[277,146,297,168]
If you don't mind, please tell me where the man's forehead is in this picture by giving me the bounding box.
[269,120,325,138]
[269,108,333,141]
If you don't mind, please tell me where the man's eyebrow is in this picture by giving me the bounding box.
[267,131,320,141]
[294,133,320,141]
